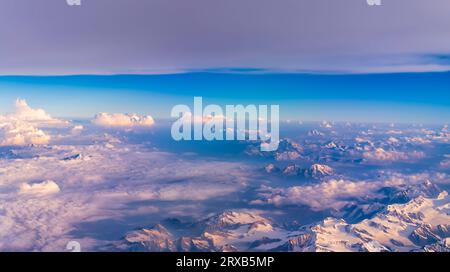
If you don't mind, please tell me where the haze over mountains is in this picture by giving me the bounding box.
[0,99,448,251]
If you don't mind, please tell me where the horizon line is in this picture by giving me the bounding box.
[2,69,450,77]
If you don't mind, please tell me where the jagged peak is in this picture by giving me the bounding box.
[437,191,449,200]
[206,210,270,227]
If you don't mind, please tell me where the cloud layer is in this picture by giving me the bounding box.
[363,148,425,162]
[0,101,448,252]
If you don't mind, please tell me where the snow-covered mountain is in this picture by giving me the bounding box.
[264,163,280,173]
[117,210,290,252]
[246,138,303,161]
[281,191,450,252]
[337,180,442,223]
[308,129,324,137]
[266,163,334,179]
[117,191,450,252]
[305,164,334,178]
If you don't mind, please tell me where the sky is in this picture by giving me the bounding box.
[1,0,450,74]
[0,73,449,123]
[0,0,449,123]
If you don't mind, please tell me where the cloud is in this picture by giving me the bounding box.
[255,179,384,210]
[0,139,252,250]
[0,195,96,251]
[363,148,425,162]
[14,99,53,122]
[0,121,51,146]
[174,111,232,124]
[0,99,66,146]
[92,113,155,128]
[1,99,67,127]
[405,137,431,144]
[19,180,60,196]
[71,125,84,134]
[440,157,450,169]
[387,137,400,145]
[253,171,445,211]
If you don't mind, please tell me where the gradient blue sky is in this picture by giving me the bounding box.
[0,73,449,123]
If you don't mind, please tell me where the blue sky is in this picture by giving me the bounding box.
[0,72,449,124]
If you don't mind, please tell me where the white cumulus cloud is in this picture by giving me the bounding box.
[0,99,67,146]
[14,99,53,122]
[0,121,51,146]
[19,180,60,196]
[92,113,155,128]
[1,99,67,126]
